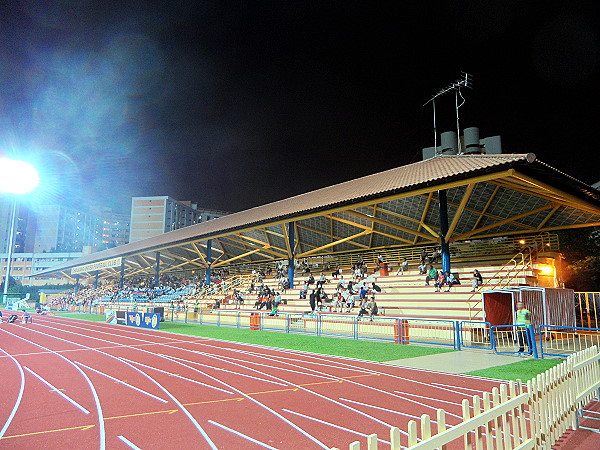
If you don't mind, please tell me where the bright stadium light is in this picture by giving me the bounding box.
[0,158,40,194]
[1,158,40,306]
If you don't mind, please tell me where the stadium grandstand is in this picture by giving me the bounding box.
[32,153,600,335]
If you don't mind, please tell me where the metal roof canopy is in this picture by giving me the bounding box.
[33,154,600,282]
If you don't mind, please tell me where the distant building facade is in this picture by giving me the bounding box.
[129,196,229,243]
[1,251,82,286]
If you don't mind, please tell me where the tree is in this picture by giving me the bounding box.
[558,227,600,291]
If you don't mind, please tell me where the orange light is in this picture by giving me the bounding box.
[519,240,526,245]
[539,266,553,275]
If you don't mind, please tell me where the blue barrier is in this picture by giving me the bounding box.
[458,321,492,350]
[490,324,538,358]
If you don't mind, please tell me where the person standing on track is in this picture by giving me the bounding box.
[515,301,532,355]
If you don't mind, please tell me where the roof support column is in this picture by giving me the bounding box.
[287,222,295,289]
[94,271,99,290]
[154,252,161,288]
[438,190,451,273]
[74,275,80,293]
[205,240,212,285]
[119,262,125,289]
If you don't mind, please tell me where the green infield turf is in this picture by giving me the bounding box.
[463,358,564,381]
[55,312,453,361]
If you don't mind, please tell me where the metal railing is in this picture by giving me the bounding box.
[539,324,600,358]
[575,292,600,329]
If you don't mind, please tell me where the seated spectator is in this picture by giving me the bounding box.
[429,248,442,264]
[357,298,369,320]
[371,282,382,293]
[333,293,344,312]
[418,262,428,275]
[269,292,281,316]
[359,284,369,300]
[307,274,315,286]
[212,299,221,310]
[434,272,446,292]
[343,289,355,312]
[397,258,409,275]
[336,276,347,293]
[316,273,326,288]
[425,265,438,286]
[445,272,458,291]
[331,266,341,279]
[420,249,428,266]
[377,254,385,267]
[471,269,483,292]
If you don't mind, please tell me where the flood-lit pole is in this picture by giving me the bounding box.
[0,158,39,305]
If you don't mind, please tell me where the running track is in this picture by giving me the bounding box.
[0,313,509,449]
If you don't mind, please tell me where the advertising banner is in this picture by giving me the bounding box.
[126,312,160,330]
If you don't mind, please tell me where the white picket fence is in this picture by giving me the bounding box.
[331,345,600,450]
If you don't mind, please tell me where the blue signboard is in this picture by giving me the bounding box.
[126,312,160,330]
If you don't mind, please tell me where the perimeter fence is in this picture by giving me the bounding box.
[332,345,600,450]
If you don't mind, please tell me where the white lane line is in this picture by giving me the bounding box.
[283,409,394,445]
[155,353,288,387]
[584,409,600,416]
[208,420,280,449]
[582,415,600,422]
[392,392,462,419]
[340,398,438,423]
[18,322,217,450]
[191,350,334,380]
[193,342,464,421]
[182,349,397,430]
[74,361,168,403]
[24,366,90,414]
[157,353,330,449]
[396,390,474,408]
[0,328,106,450]
[0,346,25,440]
[177,343,367,375]
[118,435,142,449]
[122,358,234,394]
[432,382,492,394]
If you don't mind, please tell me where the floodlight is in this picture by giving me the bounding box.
[0,158,40,194]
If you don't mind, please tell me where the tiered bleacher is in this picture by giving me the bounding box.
[55,234,553,327]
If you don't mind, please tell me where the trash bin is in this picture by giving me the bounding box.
[250,312,261,330]
[379,263,389,276]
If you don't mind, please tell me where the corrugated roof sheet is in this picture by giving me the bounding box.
[33,153,598,275]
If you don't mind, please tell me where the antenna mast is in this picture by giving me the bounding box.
[423,72,473,156]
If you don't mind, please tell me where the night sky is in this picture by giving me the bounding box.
[0,1,598,214]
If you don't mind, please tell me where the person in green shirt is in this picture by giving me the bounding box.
[425,265,438,286]
[515,301,532,355]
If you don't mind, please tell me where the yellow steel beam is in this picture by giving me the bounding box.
[345,210,434,241]
[212,247,269,268]
[296,224,369,249]
[536,205,561,230]
[471,184,500,232]
[297,230,372,258]
[446,183,475,241]
[326,213,421,245]
[413,192,435,244]
[465,222,600,240]
[454,204,555,241]
[282,223,292,258]
[232,233,288,257]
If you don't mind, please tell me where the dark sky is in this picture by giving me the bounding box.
[0,1,598,214]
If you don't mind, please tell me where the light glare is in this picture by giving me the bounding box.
[0,158,40,194]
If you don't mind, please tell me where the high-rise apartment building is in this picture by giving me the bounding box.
[129,196,228,243]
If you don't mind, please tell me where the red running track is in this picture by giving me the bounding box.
[0,313,512,449]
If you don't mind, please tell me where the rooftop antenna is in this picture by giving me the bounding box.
[423,72,473,156]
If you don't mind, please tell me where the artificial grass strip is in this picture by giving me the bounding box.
[463,358,564,381]
[56,313,453,362]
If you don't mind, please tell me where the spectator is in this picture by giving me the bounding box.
[397,258,409,275]
[309,289,317,313]
[357,298,369,320]
[359,284,369,300]
[418,261,428,275]
[366,296,378,321]
[471,269,483,292]
[331,265,341,279]
[316,273,326,288]
[444,272,457,291]
[371,282,382,293]
[420,249,428,266]
[425,265,438,286]
[377,254,385,267]
[434,272,446,292]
